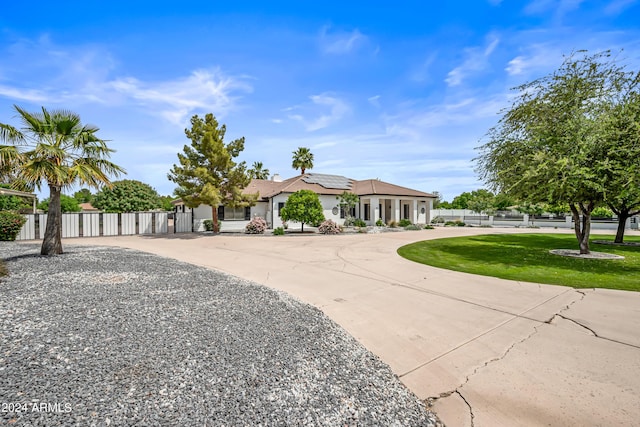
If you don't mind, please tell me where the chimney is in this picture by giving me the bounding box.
[271,174,283,182]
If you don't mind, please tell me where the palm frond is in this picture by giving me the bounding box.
[0,123,26,144]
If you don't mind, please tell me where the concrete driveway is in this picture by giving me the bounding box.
[67,227,640,426]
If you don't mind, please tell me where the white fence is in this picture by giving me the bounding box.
[431,209,638,230]
[16,211,188,241]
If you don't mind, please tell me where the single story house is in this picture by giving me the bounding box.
[172,173,436,231]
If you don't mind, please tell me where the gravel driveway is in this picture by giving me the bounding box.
[0,243,439,426]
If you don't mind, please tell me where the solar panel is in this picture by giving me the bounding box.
[302,173,353,190]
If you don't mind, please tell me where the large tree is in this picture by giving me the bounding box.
[168,114,256,233]
[292,147,314,175]
[467,190,496,225]
[598,78,640,243]
[92,179,163,212]
[476,51,627,254]
[281,189,324,232]
[0,105,124,255]
[248,161,270,180]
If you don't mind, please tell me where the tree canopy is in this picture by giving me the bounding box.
[248,161,270,180]
[38,194,81,213]
[476,51,634,253]
[168,114,256,233]
[280,189,324,232]
[73,188,93,204]
[0,105,124,254]
[92,179,162,212]
[292,147,314,175]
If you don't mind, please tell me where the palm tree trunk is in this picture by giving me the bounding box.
[41,184,64,255]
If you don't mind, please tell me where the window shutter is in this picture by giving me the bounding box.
[217,205,225,220]
[244,206,251,220]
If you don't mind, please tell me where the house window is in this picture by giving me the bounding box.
[224,206,247,220]
[340,207,356,218]
[403,204,410,220]
[278,202,285,217]
[364,204,370,221]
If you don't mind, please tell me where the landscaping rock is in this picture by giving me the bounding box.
[0,242,438,426]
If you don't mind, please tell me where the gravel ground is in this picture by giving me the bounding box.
[0,242,440,426]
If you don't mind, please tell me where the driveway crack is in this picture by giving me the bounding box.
[455,390,475,427]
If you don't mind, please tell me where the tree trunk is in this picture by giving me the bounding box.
[301,222,304,232]
[211,206,219,233]
[570,202,593,254]
[614,210,630,243]
[41,184,64,255]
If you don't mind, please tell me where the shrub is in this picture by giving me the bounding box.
[203,219,221,232]
[457,221,466,227]
[343,216,356,227]
[398,219,412,227]
[0,211,27,241]
[387,220,398,228]
[431,216,445,224]
[353,218,367,227]
[245,216,267,234]
[273,227,285,236]
[424,224,435,229]
[318,219,342,234]
[404,224,422,231]
[445,220,466,227]
[592,206,613,218]
[375,218,384,227]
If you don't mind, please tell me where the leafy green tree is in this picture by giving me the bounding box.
[38,194,81,213]
[476,51,626,254]
[431,191,444,208]
[248,161,270,180]
[450,191,473,209]
[292,147,314,175]
[493,193,516,210]
[467,191,496,225]
[73,188,93,203]
[517,202,545,226]
[92,179,162,212]
[168,114,256,233]
[336,191,359,222]
[0,105,124,255]
[159,195,175,211]
[598,79,640,242]
[281,189,325,232]
[0,184,30,211]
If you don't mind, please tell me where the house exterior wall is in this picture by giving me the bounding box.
[270,193,343,230]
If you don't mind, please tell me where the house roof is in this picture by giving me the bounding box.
[172,173,435,205]
[248,173,434,200]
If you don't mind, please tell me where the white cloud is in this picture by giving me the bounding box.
[368,95,381,108]
[524,0,584,19]
[286,93,351,131]
[446,35,500,87]
[319,26,367,54]
[108,69,252,125]
[0,37,252,126]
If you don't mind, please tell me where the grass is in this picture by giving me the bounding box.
[397,233,640,292]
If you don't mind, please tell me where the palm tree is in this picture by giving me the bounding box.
[248,161,270,180]
[292,147,314,175]
[0,105,125,255]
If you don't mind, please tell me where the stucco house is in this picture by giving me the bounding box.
[172,173,436,231]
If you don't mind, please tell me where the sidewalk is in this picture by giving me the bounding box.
[66,227,640,426]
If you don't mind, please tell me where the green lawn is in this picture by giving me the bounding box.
[397,234,640,291]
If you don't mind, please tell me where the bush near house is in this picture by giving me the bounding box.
[387,220,398,228]
[273,227,285,236]
[0,211,27,241]
[318,219,342,234]
[445,220,466,227]
[404,224,422,231]
[245,217,267,234]
[398,219,412,227]
[203,219,221,232]
[353,218,367,227]
[375,219,384,227]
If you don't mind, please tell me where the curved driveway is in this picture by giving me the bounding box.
[69,227,640,426]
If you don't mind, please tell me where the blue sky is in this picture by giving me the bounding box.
[1,1,639,201]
